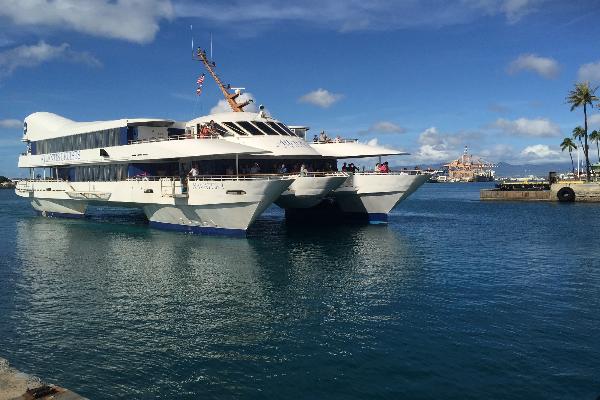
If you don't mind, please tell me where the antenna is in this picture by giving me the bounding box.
[210,33,213,60]
[190,25,194,59]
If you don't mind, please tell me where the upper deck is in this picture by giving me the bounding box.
[18,112,270,168]
[186,112,321,157]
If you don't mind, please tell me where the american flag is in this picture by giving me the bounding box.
[197,74,205,85]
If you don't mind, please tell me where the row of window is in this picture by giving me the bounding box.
[58,164,128,182]
[209,121,299,137]
[32,120,300,156]
[34,128,127,155]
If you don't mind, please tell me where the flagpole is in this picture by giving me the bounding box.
[210,33,213,61]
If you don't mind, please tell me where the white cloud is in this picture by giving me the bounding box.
[500,0,541,23]
[507,54,559,79]
[298,88,342,108]
[0,41,101,78]
[175,0,541,33]
[415,144,453,162]
[589,114,600,129]
[520,144,560,160]
[0,119,22,129]
[370,121,405,134]
[478,143,567,164]
[358,121,405,135]
[0,0,173,43]
[577,61,600,83]
[493,117,560,137]
[210,92,257,114]
[413,127,454,162]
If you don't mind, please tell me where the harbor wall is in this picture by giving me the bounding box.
[480,189,552,201]
[481,182,600,202]
[550,182,600,202]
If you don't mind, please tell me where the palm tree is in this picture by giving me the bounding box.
[560,137,577,175]
[567,82,599,181]
[590,130,600,164]
[572,126,585,147]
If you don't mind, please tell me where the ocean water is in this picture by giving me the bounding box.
[0,183,599,399]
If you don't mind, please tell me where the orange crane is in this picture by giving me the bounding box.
[196,48,252,112]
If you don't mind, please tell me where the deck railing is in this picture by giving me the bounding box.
[128,134,220,145]
[311,138,358,144]
[355,170,427,176]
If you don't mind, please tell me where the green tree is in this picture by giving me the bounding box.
[567,82,599,181]
[590,130,600,164]
[560,137,577,175]
[572,125,585,148]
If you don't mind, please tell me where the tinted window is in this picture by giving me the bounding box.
[253,121,279,135]
[267,122,290,136]
[223,122,248,135]
[237,121,264,135]
[277,123,296,136]
[212,122,229,136]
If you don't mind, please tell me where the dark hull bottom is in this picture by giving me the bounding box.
[36,211,85,219]
[148,221,246,237]
[284,199,388,225]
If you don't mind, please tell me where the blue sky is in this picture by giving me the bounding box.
[1,0,600,176]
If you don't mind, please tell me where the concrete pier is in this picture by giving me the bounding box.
[481,182,600,202]
[0,358,87,400]
[480,189,552,201]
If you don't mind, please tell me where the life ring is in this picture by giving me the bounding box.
[557,187,575,202]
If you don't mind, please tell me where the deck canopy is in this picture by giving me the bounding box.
[23,112,175,142]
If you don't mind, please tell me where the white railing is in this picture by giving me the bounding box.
[128,134,220,145]
[189,174,292,182]
[311,138,358,144]
[355,170,427,176]
[297,171,348,177]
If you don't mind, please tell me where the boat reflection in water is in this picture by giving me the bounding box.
[12,211,423,397]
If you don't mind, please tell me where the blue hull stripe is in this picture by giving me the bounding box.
[149,221,246,237]
[367,213,388,224]
[37,211,85,219]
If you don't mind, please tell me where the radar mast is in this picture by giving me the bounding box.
[196,48,252,112]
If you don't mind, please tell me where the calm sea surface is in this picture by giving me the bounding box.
[1,183,599,399]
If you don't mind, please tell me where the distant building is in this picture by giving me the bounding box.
[444,146,495,182]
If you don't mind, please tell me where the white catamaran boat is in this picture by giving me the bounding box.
[16,112,294,236]
[15,48,427,236]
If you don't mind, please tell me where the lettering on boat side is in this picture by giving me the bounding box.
[191,181,224,190]
[41,150,81,163]
[276,139,310,149]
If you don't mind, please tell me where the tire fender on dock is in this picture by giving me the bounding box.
[557,187,575,202]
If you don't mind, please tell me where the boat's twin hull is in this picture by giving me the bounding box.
[333,173,428,222]
[17,178,292,235]
[275,174,348,209]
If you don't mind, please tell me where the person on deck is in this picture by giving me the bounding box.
[300,164,308,176]
[250,162,260,174]
[278,163,288,174]
[200,124,210,137]
[188,165,199,178]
